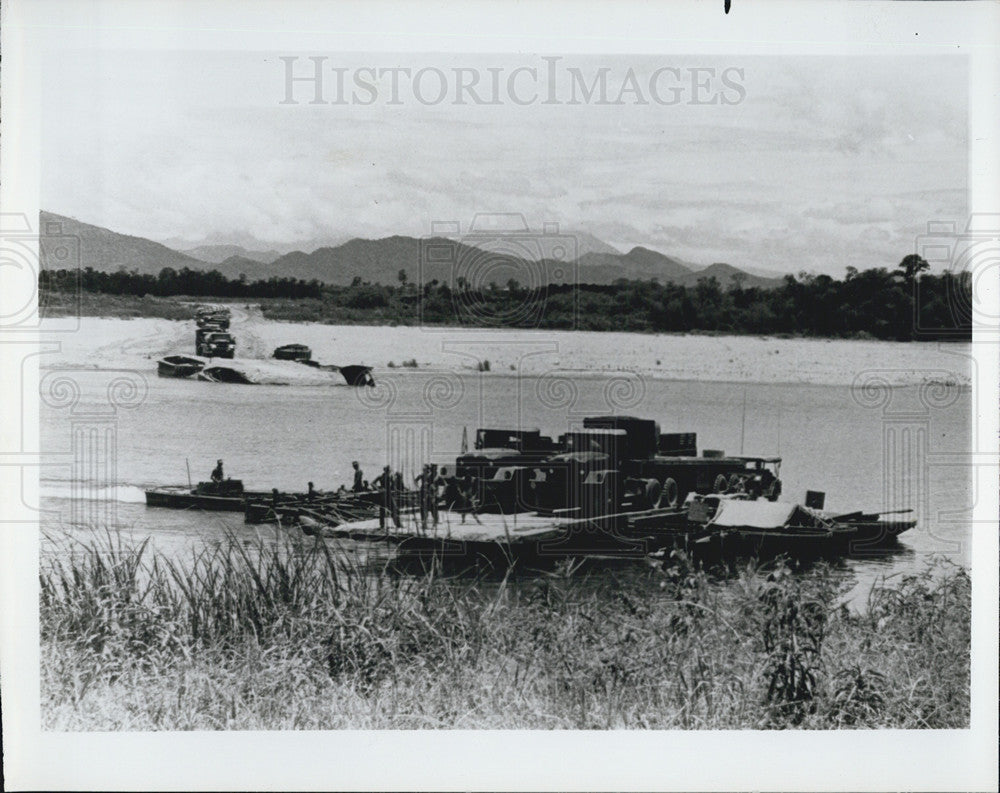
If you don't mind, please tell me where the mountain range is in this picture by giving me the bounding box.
[180,245,283,265]
[40,211,206,274]
[39,211,783,289]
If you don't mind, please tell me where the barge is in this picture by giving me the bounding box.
[144,479,268,511]
[142,412,914,562]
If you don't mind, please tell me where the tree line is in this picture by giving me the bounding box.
[39,266,324,299]
[39,257,971,341]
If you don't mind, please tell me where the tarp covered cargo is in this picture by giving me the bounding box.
[709,499,829,531]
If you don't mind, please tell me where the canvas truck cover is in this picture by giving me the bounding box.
[709,499,799,529]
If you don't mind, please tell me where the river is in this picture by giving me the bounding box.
[39,359,971,603]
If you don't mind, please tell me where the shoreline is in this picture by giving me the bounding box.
[43,296,975,345]
[40,358,970,392]
[40,529,971,730]
[40,314,973,389]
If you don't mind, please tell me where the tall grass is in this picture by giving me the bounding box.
[40,292,196,320]
[40,530,970,730]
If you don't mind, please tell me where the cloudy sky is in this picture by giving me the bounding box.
[43,50,968,275]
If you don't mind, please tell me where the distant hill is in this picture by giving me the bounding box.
[572,249,781,288]
[160,231,351,257]
[39,211,205,275]
[689,260,787,281]
[184,245,281,265]
[571,231,621,258]
[413,227,620,261]
[576,246,694,284]
[266,236,532,286]
[39,210,781,289]
[213,255,278,280]
[682,262,783,290]
[537,230,620,259]
[260,240,781,289]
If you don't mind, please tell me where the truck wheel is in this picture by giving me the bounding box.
[766,478,782,501]
[657,477,679,508]
[643,478,662,509]
[728,473,746,493]
[713,474,729,494]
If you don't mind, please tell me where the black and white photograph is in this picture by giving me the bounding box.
[1,1,997,790]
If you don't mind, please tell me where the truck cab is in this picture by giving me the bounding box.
[456,427,558,476]
[454,427,557,512]
[525,428,636,515]
[196,328,236,358]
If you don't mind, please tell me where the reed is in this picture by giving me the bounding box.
[40,530,970,730]
[40,292,196,320]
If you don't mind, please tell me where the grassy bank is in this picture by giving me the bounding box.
[40,291,197,321]
[40,531,970,730]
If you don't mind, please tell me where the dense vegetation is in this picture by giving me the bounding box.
[40,265,324,300]
[40,530,970,729]
[39,256,971,340]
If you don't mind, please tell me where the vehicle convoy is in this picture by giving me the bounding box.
[455,415,781,517]
[153,306,377,385]
[195,327,236,358]
[195,306,231,330]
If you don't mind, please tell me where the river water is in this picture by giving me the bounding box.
[39,365,972,600]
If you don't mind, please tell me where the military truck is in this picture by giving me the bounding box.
[195,327,236,358]
[455,428,558,475]
[468,415,781,517]
[451,428,559,513]
[195,306,231,330]
[582,415,781,507]
[524,427,643,516]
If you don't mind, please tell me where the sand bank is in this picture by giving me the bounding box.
[40,309,971,387]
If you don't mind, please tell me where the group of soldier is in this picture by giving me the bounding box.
[354,460,482,529]
[212,458,483,530]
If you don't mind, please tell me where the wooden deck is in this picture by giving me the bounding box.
[286,499,913,560]
[295,504,693,551]
[300,508,573,544]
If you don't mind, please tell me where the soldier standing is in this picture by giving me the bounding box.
[415,464,442,527]
[443,472,462,514]
[414,465,432,526]
[460,474,482,525]
[429,464,444,526]
[373,465,400,529]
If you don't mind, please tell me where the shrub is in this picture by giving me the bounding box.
[39,531,970,730]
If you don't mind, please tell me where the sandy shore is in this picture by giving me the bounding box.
[40,309,972,387]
